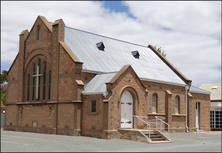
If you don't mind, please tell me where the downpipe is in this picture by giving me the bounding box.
[185,85,189,133]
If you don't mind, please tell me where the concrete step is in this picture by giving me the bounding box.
[142,130,171,143]
[146,134,162,138]
[151,138,166,141]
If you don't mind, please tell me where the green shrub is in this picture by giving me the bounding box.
[1,93,5,105]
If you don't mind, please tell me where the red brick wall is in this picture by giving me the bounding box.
[188,92,210,131]
[25,18,52,58]
[17,104,55,129]
[107,68,146,130]
[58,45,77,101]
[6,57,20,104]
[82,94,104,137]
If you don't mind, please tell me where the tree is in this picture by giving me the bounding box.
[1,70,8,84]
[1,70,8,105]
[154,45,166,57]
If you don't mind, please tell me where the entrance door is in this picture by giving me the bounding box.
[121,91,133,129]
[196,102,200,130]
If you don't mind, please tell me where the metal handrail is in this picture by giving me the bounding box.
[155,116,170,138]
[120,114,151,139]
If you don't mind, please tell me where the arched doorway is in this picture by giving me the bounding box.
[121,91,133,129]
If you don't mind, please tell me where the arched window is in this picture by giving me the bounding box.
[32,63,36,101]
[152,93,158,113]
[26,74,30,101]
[175,95,180,114]
[37,58,41,101]
[26,56,51,102]
[48,70,51,100]
[42,61,46,101]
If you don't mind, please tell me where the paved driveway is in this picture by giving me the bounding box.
[1,129,221,152]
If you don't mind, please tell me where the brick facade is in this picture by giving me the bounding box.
[4,16,210,139]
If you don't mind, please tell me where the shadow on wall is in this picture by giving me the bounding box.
[1,114,5,129]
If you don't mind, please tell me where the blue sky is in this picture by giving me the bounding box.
[1,1,221,87]
[104,1,128,13]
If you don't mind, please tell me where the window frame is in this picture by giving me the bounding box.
[25,56,51,102]
[175,95,180,114]
[152,93,158,113]
[26,74,30,101]
[90,100,97,113]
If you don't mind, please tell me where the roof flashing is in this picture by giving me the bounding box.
[96,42,105,51]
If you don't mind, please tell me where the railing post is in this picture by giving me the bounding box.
[156,118,157,130]
[168,125,170,138]
[134,116,135,130]
[149,125,150,139]
[161,122,162,131]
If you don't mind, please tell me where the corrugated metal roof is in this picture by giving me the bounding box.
[64,26,186,86]
[189,86,211,95]
[199,83,221,100]
[82,73,117,95]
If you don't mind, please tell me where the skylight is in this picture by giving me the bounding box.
[131,51,140,59]
[96,42,105,51]
[211,86,218,89]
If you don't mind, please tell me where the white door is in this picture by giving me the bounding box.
[121,91,133,129]
[196,103,199,130]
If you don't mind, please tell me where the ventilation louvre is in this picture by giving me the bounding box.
[131,50,140,59]
[96,42,105,51]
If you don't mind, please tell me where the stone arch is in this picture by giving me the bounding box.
[24,48,52,102]
[118,86,140,129]
[25,48,52,71]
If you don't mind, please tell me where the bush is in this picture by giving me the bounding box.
[1,93,5,105]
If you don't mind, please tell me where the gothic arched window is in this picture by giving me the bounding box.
[26,74,30,101]
[152,93,158,113]
[175,95,180,114]
[25,56,51,102]
[42,61,46,101]
[32,63,36,101]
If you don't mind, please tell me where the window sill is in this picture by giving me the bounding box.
[87,112,99,116]
[172,114,186,117]
[147,113,166,116]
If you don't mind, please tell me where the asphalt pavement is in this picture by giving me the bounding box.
[1,129,221,152]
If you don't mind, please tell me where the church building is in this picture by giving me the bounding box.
[4,16,211,143]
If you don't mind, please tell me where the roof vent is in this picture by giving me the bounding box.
[96,42,105,51]
[131,51,140,59]
[211,86,218,89]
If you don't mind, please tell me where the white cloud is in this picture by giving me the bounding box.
[1,1,221,87]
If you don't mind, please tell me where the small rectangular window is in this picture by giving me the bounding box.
[91,100,97,113]
[37,25,41,40]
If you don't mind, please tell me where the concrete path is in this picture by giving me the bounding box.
[1,129,221,152]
